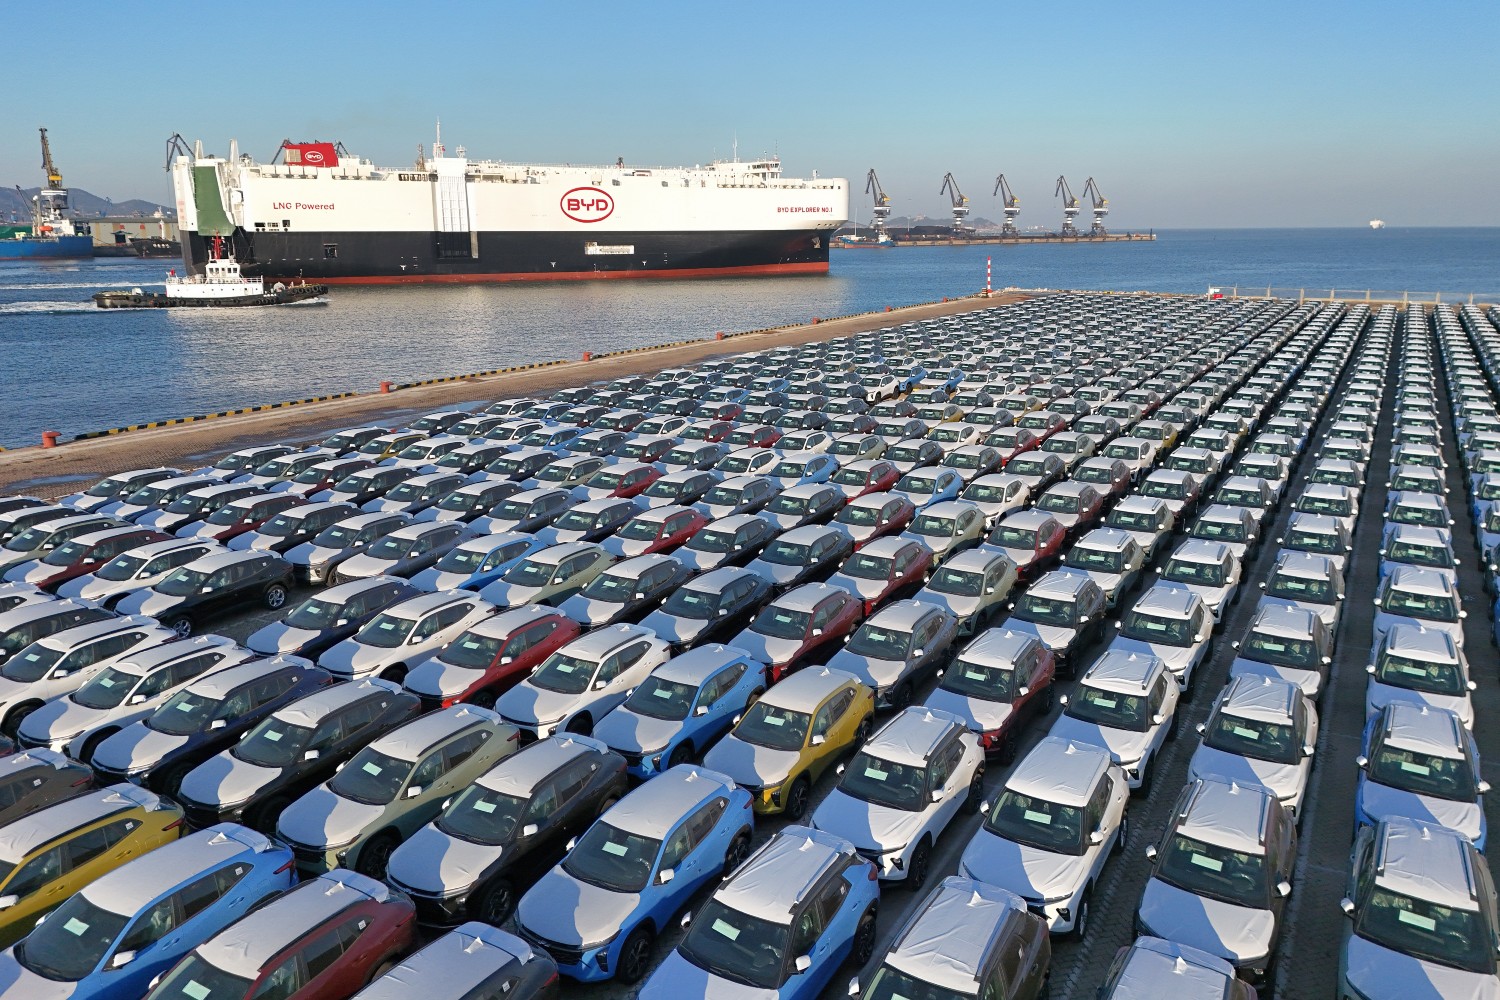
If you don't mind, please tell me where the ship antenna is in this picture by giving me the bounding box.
[434,117,444,158]
[732,133,738,163]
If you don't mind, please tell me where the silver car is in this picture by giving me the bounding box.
[912,547,1019,637]
[334,520,467,582]
[827,600,957,711]
[1188,674,1319,822]
[1062,527,1148,609]
[1103,494,1176,559]
[1107,585,1214,694]
[1257,549,1345,632]
[282,510,411,586]
[318,591,496,684]
[1364,623,1474,730]
[1098,936,1256,999]
[495,624,670,740]
[55,536,226,608]
[1050,649,1180,794]
[354,922,559,1000]
[1157,538,1242,622]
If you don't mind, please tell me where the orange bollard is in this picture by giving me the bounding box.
[715,332,725,340]
[885,305,892,312]
[379,381,392,394]
[41,431,60,449]
[582,351,593,362]
[812,317,821,325]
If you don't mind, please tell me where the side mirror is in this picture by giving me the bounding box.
[1460,610,1469,619]
[201,586,214,594]
[1276,880,1292,898]
[1144,844,1158,860]
[1258,581,1266,589]
[335,619,350,628]
[1018,685,1030,697]
[1340,896,1356,917]
[914,648,925,658]
[1195,722,1207,734]
[694,704,710,717]
[1089,829,1104,846]
[849,977,862,997]
[1468,680,1478,692]
[1112,619,1122,629]
[1152,713,1166,726]
[566,836,578,851]
[1193,634,1205,643]
[794,955,813,975]
[1356,755,1369,770]
[1231,640,1241,650]
[985,586,996,594]
[657,867,675,885]
[680,911,693,929]
[110,950,137,970]
[1303,745,1316,757]
[718,607,729,616]
[593,680,608,690]
[811,734,826,746]
[1058,694,1069,706]
[128,694,147,706]
[303,749,320,762]
[931,789,944,804]
[0,895,16,911]
[1321,655,1333,665]
[405,785,424,799]
[1480,781,1492,795]
[812,627,824,637]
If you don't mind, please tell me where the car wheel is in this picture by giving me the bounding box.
[263,583,288,610]
[365,958,398,986]
[665,742,693,771]
[356,831,400,881]
[379,663,408,686]
[78,729,115,766]
[1040,683,1055,713]
[850,905,879,966]
[155,763,192,798]
[723,830,752,876]
[785,775,812,821]
[1,703,39,739]
[891,682,913,712]
[1115,811,1129,855]
[474,878,516,926]
[247,794,292,834]
[167,616,194,639]
[962,769,985,815]
[468,689,497,710]
[595,793,621,818]
[906,838,931,892]
[1134,761,1154,798]
[745,687,765,706]
[997,728,1020,766]
[1071,886,1092,941]
[615,924,656,986]
[565,714,593,737]
[854,715,873,745]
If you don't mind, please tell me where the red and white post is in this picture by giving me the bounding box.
[985,256,992,296]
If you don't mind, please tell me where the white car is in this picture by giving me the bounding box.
[961,474,1031,525]
[495,624,670,740]
[1188,674,1318,823]
[1156,538,1242,622]
[1107,585,1214,694]
[317,591,496,685]
[53,537,226,609]
[1050,649,1180,794]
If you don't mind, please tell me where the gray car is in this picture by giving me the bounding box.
[827,599,958,711]
[673,513,775,573]
[282,510,412,585]
[1098,936,1256,1000]
[1157,537,1242,622]
[468,488,572,536]
[334,520,467,583]
[1062,527,1148,609]
[55,536,226,608]
[354,922,560,1000]
[912,547,1019,637]
[246,576,416,658]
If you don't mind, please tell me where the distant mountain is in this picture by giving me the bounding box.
[0,186,173,223]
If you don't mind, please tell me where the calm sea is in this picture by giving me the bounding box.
[2,227,1497,448]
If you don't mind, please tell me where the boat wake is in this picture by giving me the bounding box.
[0,300,111,316]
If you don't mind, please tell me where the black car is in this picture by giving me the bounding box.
[0,747,95,827]
[567,429,630,457]
[483,448,558,482]
[534,497,639,545]
[638,566,773,651]
[245,577,419,658]
[115,549,296,638]
[0,599,112,667]
[675,513,777,573]
[556,554,692,628]
[424,480,524,524]
[638,470,720,508]
[744,524,854,593]
[240,500,363,552]
[385,733,629,927]
[322,467,421,508]
[90,655,332,797]
[175,675,421,832]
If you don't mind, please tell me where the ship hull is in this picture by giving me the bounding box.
[181,227,832,284]
[0,235,93,260]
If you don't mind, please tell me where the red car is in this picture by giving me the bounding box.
[681,418,735,443]
[192,492,306,542]
[615,435,677,466]
[577,462,662,500]
[831,492,916,550]
[730,581,865,683]
[824,535,934,614]
[829,459,902,501]
[1033,482,1108,538]
[403,605,583,710]
[17,525,168,591]
[1072,457,1134,502]
[985,510,1069,581]
[694,401,744,421]
[144,870,415,1000]
[985,427,1040,466]
[934,629,1057,763]
[602,505,710,558]
[723,423,782,449]
[280,457,375,498]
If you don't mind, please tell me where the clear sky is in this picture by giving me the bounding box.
[6,0,1497,228]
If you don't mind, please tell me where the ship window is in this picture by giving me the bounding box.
[661,181,668,187]
[611,179,621,186]
[282,219,291,229]
[323,244,338,259]
[255,223,265,230]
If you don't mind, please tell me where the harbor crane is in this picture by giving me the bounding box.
[1055,176,1081,237]
[38,128,62,189]
[865,169,893,235]
[940,172,971,232]
[33,127,70,225]
[1082,177,1109,235]
[992,174,1020,236]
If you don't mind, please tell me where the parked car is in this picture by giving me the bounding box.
[318,590,496,684]
[1157,538,1242,622]
[925,627,1055,762]
[1097,937,1256,1000]
[728,582,865,683]
[479,541,614,609]
[1005,571,1108,677]
[557,554,692,628]
[403,604,582,711]
[282,511,410,585]
[333,520,467,582]
[827,600,957,711]
[116,549,294,638]
[831,492,917,550]
[408,531,546,592]
[0,747,95,827]
[1108,585,1214,694]
[230,500,363,554]
[1355,702,1486,847]
[1189,673,1319,823]
[495,624,672,740]
[1051,649,1180,794]
[1364,623,1474,730]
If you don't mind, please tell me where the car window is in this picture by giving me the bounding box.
[214,862,250,896]
[555,758,596,806]
[247,675,288,710]
[67,817,138,870]
[119,893,179,953]
[931,742,963,788]
[409,748,448,791]
[443,729,491,769]
[134,668,175,701]
[300,921,346,982]
[7,844,65,898]
[523,777,561,822]
[177,866,230,922]
[703,662,747,704]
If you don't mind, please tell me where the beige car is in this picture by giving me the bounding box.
[477,541,615,608]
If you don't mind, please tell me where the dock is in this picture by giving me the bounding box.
[835,232,1155,248]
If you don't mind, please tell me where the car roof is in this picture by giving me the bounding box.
[1385,523,1451,548]
[940,548,1013,575]
[1133,585,1201,617]
[34,614,168,650]
[603,765,736,838]
[759,665,861,709]
[359,922,540,997]
[1387,565,1456,595]
[463,604,557,638]
[885,876,1026,993]
[274,677,402,727]
[1112,495,1168,515]
[1272,550,1336,578]
[1196,504,1250,524]
[385,590,485,616]
[863,707,965,767]
[368,704,500,761]
[1082,649,1165,693]
[1169,539,1230,563]
[1109,936,1238,998]
[1173,777,1273,854]
[1075,527,1136,552]
[1381,623,1459,663]
[921,500,979,519]
[1028,571,1091,600]
[1373,817,1482,911]
[714,825,854,924]
[83,824,277,916]
[957,628,1039,666]
[865,599,945,631]
[1380,702,1466,758]
[386,520,462,540]
[476,734,608,796]
[0,784,163,864]
[1006,737,1110,806]
[561,623,657,659]
[111,633,243,675]
[654,644,757,685]
[187,656,312,698]
[182,549,278,574]
[1218,674,1301,724]
[774,582,849,614]
[1000,509,1057,530]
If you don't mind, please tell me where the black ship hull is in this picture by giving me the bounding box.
[94,283,327,309]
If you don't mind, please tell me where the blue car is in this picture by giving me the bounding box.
[1355,701,1487,849]
[408,532,547,592]
[515,765,754,985]
[640,825,880,1000]
[593,645,769,780]
[0,823,295,999]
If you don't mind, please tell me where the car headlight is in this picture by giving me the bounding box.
[581,930,620,954]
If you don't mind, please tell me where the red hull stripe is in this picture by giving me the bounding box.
[273,261,830,285]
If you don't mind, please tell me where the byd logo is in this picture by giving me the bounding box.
[561,187,614,223]
[303,149,325,164]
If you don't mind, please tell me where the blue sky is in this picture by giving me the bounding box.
[7,0,1498,227]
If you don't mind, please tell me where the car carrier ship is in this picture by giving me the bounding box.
[169,131,848,284]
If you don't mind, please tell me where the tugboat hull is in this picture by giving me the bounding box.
[93,283,327,308]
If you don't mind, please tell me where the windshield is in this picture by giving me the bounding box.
[984,789,1085,854]
[580,571,639,601]
[72,667,141,710]
[1122,610,1191,644]
[283,596,348,631]
[1381,588,1457,622]
[660,586,721,620]
[840,751,927,811]
[910,513,957,538]
[1067,684,1152,731]
[1368,741,1476,800]
[847,623,912,659]
[1354,888,1495,974]
[617,516,664,542]
[677,898,789,990]
[435,491,481,513]
[383,482,424,504]
[530,652,599,695]
[145,955,253,1000]
[41,539,91,567]
[929,566,985,596]
[562,820,661,893]
[1194,516,1248,542]
[2,643,65,683]
[1068,545,1127,572]
[87,477,133,499]
[992,525,1036,551]
[1286,526,1339,553]
[940,656,1019,701]
[356,613,418,649]
[760,540,812,567]
[95,552,149,581]
[1266,571,1334,602]
[436,785,528,846]
[147,687,226,735]
[13,892,131,981]
[1205,711,1301,764]
[502,558,556,588]
[3,527,49,553]
[1392,504,1446,527]
[1386,541,1454,569]
[964,481,1013,504]
[1217,487,1264,507]
[836,504,881,528]
[1163,556,1226,585]
[259,512,303,537]
[233,716,314,768]
[751,605,809,640]
[435,545,488,573]
[1009,458,1050,478]
[624,675,698,721]
[1154,833,1268,908]
[734,701,810,750]
[1015,592,1077,626]
[1300,495,1351,516]
[842,552,895,582]
[585,471,625,490]
[156,566,209,597]
[311,521,361,548]
[1373,650,1465,695]
[330,747,411,805]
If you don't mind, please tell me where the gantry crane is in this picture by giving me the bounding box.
[1055,176,1080,237]
[865,169,893,235]
[940,172,971,232]
[993,174,1020,235]
[1082,177,1109,236]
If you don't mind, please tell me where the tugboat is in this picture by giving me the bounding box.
[94,239,327,308]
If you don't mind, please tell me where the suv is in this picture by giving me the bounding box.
[729,582,865,683]
[1259,550,1345,630]
[1050,649,1180,794]
[115,549,294,638]
[1098,936,1257,999]
[1355,702,1486,848]
[354,923,559,1000]
[231,500,363,553]
[0,598,113,668]
[57,535,223,608]
[925,628,1055,762]
[1189,674,1319,822]
[1136,776,1296,987]
[1108,585,1213,694]
[1372,565,1466,650]
[557,553,692,628]
[828,600,957,711]
[277,704,518,878]
[479,541,615,609]
[1062,528,1148,609]
[334,520,466,582]
[640,825,880,1000]
[1339,817,1500,1000]
[638,566,773,652]
[247,577,418,659]
[960,736,1128,939]
[854,876,1051,999]
[0,747,95,826]
[282,510,410,585]
[496,624,671,740]
[811,706,983,889]
[318,590,496,684]
[1364,623,1474,730]
[1005,570,1108,676]
[403,604,581,712]
[1158,538,1242,622]
[1228,603,1334,702]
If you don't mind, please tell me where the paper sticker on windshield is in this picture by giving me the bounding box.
[461,639,484,650]
[863,767,889,781]
[176,701,196,711]
[473,800,496,814]
[1094,697,1118,709]
[63,917,90,936]
[362,762,383,776]
[264,730,284,742]
[1023,810,1053,825]
[711,918,741,941]
[765,716,786,727]
[653,688,673,699]
[1189,854,1224,872]
[963,669,988,681]
[1399,760,1432,775]
[556,664,577,673]
[602,841,628,856]
[1397,909,1437,931]
[1231,726,1260,740]
[182,983,211,1000]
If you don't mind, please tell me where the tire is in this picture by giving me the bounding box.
[595,793,621,818]
[77,729,115,766]
[962,769,986,814]
[356,831,400,881]
[906,838,932,892]
[1,703,39,740]
[1040,683,1055,713]
[784,775,811,821]
[615,924,655,986]
[468,689,497,710]
[264,583,288,610]
[154,763,192,799]
[565,714,593,737]
[665,741,694,771]
[474,878,516,926]
[247,794,292,834]
[722,830,752,876]
[997,728,1020,765]
[1114,811,1129,855]
[366,958,397,986]
[379,663,408,686]
[166,616,194,639]
[889,681,913,712]
[1070,886,1093,941]
[849,905,879,966]
[854,715,873,746]
[1134,760,1154,798]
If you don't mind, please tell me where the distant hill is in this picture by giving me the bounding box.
[0,186,173,223]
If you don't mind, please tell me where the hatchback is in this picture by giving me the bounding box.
[1189,673,1318,822]
[495,624,672,740]
[1051,649,1180,794]
[1158,538,1242,622]
[1189,504,1260,561]
[1355,702,1486,848]
[1063,527,1148,610]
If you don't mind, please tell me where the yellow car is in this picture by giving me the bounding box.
[356,430,427,461]
[702,666,875,820]
[0,784,182,947]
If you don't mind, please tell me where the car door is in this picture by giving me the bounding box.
[928,737,968,831]
[790,873,852,985]
[807,688,856,780]
[0,840,69,931]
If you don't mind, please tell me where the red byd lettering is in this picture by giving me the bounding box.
[561,187,614,223]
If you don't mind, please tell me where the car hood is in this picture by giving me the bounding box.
[1138,878,1276,962]
[728,631,804,667]
[915,591,982,619]
[246,622,324,656]
[283,541,337,567]
[408,566,470,592]
[637,611,711,646]
[675,547,732,572]
[811,788,927,853]
[825,575,891,602]
[1343,931,1500,1000]
[1366,684,1474,729]
[17,697,106,744]
[9,561,56,586]
[403,659,482,700]
[318,640,390,678]
[924,686,1014,732]
[959,829,1095,902]
[1259,597,1338,629]
[703,736,798,788]
[496,683,577,727]
[1360,780,1485,842]
[92,723,190,775]
[1113,637,1196,672]
[336,553,399,579]
[1228,657,1320,697]
[387,823,502,894]
[827,649,909,690]
[180,752,282,808]
[593,708,682,755]
[278,785,385,848]
[1048,715,1154,765]
[0,957,80,1000]
[1188,745,1304,802]
[558,595,628,627]
[114,588,182,617]
[569,486,616,504]
[830,522,880,546]
[480,581,547,609]
[599,536,654,559]
[748,561,806,586]
[639,951,779,1000]
[519,867,642,947]
[1007,619,1078,652]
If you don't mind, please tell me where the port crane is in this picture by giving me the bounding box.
[940,172,971,232]
[33,127,70,226]
[992,174,1020,236]
[1055,176,1080,237]
[1082,177,1109,236]
[38,128,62,189]
[865,169,893,236]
